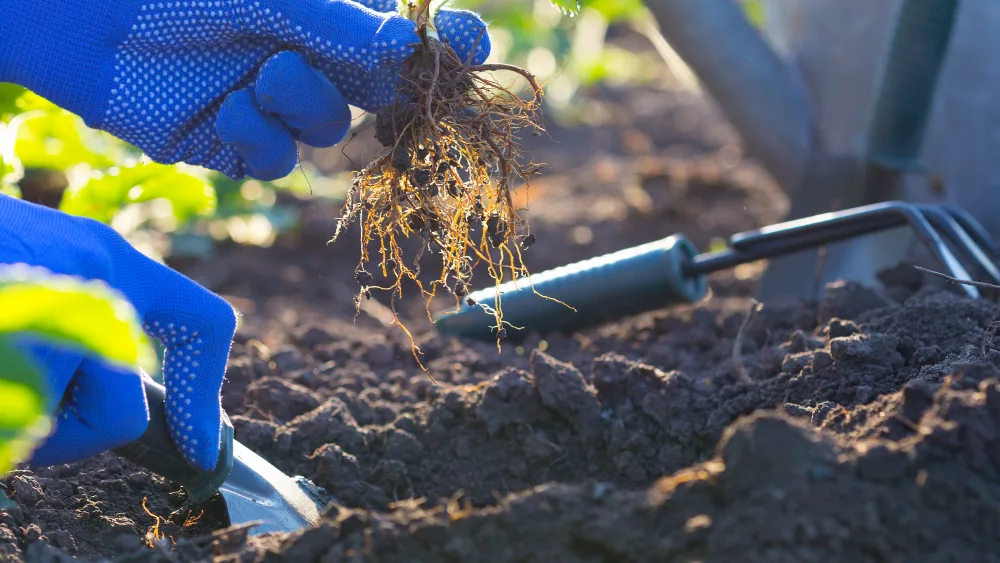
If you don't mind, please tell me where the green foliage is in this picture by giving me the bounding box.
[0,87,214,232]
[0,84,308,259]
[0,267,155,478]
[548,0,581,16]
[0,267,156,370]
[451,0,655,113]
[585,0,645,22]
[740,0,766,29]
[0,85,23,194]
[13,103,117,170]
[0,84,26,121]
[0,152,15,196]
[61,162,216,224]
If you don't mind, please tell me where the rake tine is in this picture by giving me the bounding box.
[939,204,1000,259]
[917,205,1000,287]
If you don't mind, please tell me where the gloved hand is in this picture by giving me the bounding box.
[0,194,237,472]
[0,0,490,181]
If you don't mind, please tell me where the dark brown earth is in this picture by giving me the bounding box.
[5,71,1000,562]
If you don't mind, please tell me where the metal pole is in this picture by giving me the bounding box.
[644,0,814,194]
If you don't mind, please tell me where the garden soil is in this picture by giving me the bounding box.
[6,78,1000,562]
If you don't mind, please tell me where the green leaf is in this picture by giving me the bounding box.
[587,0,644,22]
[549,0,581,16]
[739,0,766,28]
[0,338,51,474]
[1,119,21,189]
[0,266,156,372]
[12,91,58,113]
[0,151,16,191]
[0,83,27,121]
[12,108,117,170]
[60,162,217,224]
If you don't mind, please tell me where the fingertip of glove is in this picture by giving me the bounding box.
[436,9,492,65]
[173,415,222,473]
[256,51,353,148]
[164,387,223,472]
[216,89,298,181]
[189,441,222,473]
[256,51,310,89]
[370,14,420,68]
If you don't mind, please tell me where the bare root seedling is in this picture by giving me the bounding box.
[333,0,547,362]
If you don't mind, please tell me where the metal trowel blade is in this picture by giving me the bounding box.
[116,377,329,536]
[218,440,327,536]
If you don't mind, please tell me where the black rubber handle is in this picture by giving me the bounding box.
[113,376,234,505]
[434,234,708,339]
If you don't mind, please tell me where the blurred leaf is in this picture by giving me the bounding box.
[1,118,21,190]
[0,151,15,191]
[13,91,58,113]
[61,162,217,224]
[739,0,766,28]
[574,47,659,86]
[0,83,26,121]
[13,109,116,170]
[0,338,51,475]
[587,0,644,22]
[549,0,581,16]
[0,266,156,372]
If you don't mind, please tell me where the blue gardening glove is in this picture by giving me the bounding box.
[0,194,237,472]
[0,0,490,181]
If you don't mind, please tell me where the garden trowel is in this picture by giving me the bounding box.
[113,376,328,536]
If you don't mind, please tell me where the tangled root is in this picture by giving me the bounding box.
[333,2,546,362]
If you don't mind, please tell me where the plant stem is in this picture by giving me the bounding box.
[400,0,439,40]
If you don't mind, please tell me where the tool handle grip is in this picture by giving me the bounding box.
[113,376,234,504]
[435,234,707,340]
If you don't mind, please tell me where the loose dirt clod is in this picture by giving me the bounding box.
[333,0,546,356]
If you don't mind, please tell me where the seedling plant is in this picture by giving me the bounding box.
[334,0,581,355]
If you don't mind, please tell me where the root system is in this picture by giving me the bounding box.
[333,0,546,360]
